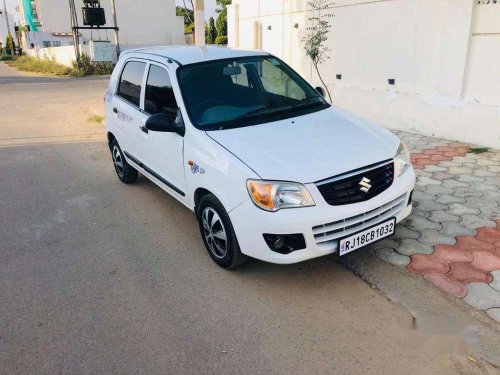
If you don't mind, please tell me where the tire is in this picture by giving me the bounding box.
[197,194,247,269]
[109,139,138,184]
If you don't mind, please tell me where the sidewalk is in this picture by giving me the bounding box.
[353,130,500,323]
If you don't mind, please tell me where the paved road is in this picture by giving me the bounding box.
[0,63,491,374]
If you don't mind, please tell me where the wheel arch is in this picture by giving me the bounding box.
[107,131,116,145]
[193,187,215,215]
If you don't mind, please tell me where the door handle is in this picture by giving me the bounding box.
[141,126,149,134]
[113,107,118,114]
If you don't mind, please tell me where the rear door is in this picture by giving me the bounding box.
[110,59,149,164]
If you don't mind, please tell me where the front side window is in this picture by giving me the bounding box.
[178,56,329,130]
[117,61,146,107]
[144,65,178,116]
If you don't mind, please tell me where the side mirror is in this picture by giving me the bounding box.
[145,109,185,136]
[315,86,326,98]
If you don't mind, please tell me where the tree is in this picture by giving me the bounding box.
[206,17,217,44]
[302,0,334,103]
[176,5,194,34]
[215,0,231,45]
[6,33,15,56]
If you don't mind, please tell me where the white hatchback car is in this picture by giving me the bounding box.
[105,46,415,269]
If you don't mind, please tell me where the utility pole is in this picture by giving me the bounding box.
[2,0,11,33]
[194,0,205,46]
[68,0,80,61]
[110,0,120,57]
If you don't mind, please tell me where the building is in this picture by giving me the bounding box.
[228,0,500,149]
[17,0,184,60]
[0,11,15,47]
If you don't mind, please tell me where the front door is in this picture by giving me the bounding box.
[140,63,186,200]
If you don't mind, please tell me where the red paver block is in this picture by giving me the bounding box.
[454,236,495,253]
[476,228,500,244]
[407,254,450,275]
[448,142,469,149]
[447,262,493,284]
[411,154,431,160]
[470,251,500,272]
[424,273,468,298]
[429,154,452,162]
[433,245,473,263]
[423,149,440,155]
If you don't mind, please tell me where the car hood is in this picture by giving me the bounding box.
[207,107,400,183]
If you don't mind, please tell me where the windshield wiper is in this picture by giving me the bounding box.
[235,104,293,120]
[290,96,325,111]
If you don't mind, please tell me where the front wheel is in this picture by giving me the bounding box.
[197,194,247,269]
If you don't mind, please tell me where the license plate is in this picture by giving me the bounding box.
[339,218,396,256]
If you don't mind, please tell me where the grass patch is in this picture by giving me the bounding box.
[5,55,113,77]
[0,55,13,61]
[469,147,489,154]
[88,115,104,124]
[6,55,72,76]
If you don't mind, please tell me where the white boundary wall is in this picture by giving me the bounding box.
[228,0,500,149]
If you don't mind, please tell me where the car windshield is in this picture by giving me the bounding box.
[177,56,330,130]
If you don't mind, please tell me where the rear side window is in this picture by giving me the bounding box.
[144,65,179,116]
[117,61,146,107]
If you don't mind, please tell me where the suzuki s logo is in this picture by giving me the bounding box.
[359,177,372,193]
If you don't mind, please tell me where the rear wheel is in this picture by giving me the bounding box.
[197,194,247,269]
[110,139,138,184]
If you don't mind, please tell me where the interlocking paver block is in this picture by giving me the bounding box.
[442,179,469,189]
[433,245,473,263]
[413,190,437,202]
[448,167,474,175]
[453,188,484,198]
[454,236,495,253]
[447,262,493,284]
[473,170,497,178]
[394,226,421,240]
[424,185,454,195]
[404,216,442,231]
[490,271,500,292]
[435,194,465,205]
[461,215,496,230]
[476,228,500,244]
[416,200,448,212]
[429,211,460,223]
[407,254,450,275]
[396,239,434,256]
[464,283,500,310]
[456,174,485,183]
[375,248,410,267]
[417,176,442,187]
[448,204,480,216]
[441,222,476,237]
[418,230,455,246]
[424,274,467,298]
[470,251,500,272]
[370,238,399,250]
[432,172,454,181]
[423,165,448,172]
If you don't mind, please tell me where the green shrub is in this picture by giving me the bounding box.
[0,55,13,61]
[72,54,113,77]
[215,35,228,45]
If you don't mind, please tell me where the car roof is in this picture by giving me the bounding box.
[121,45,270,66]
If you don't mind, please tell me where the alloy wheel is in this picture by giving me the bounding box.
[202,207,228,259]
[112,146,124,178]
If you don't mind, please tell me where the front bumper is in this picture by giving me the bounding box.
[229,167,416,264]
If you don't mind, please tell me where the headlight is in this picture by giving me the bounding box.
[394,142,411,177]
[247,180,315,212]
